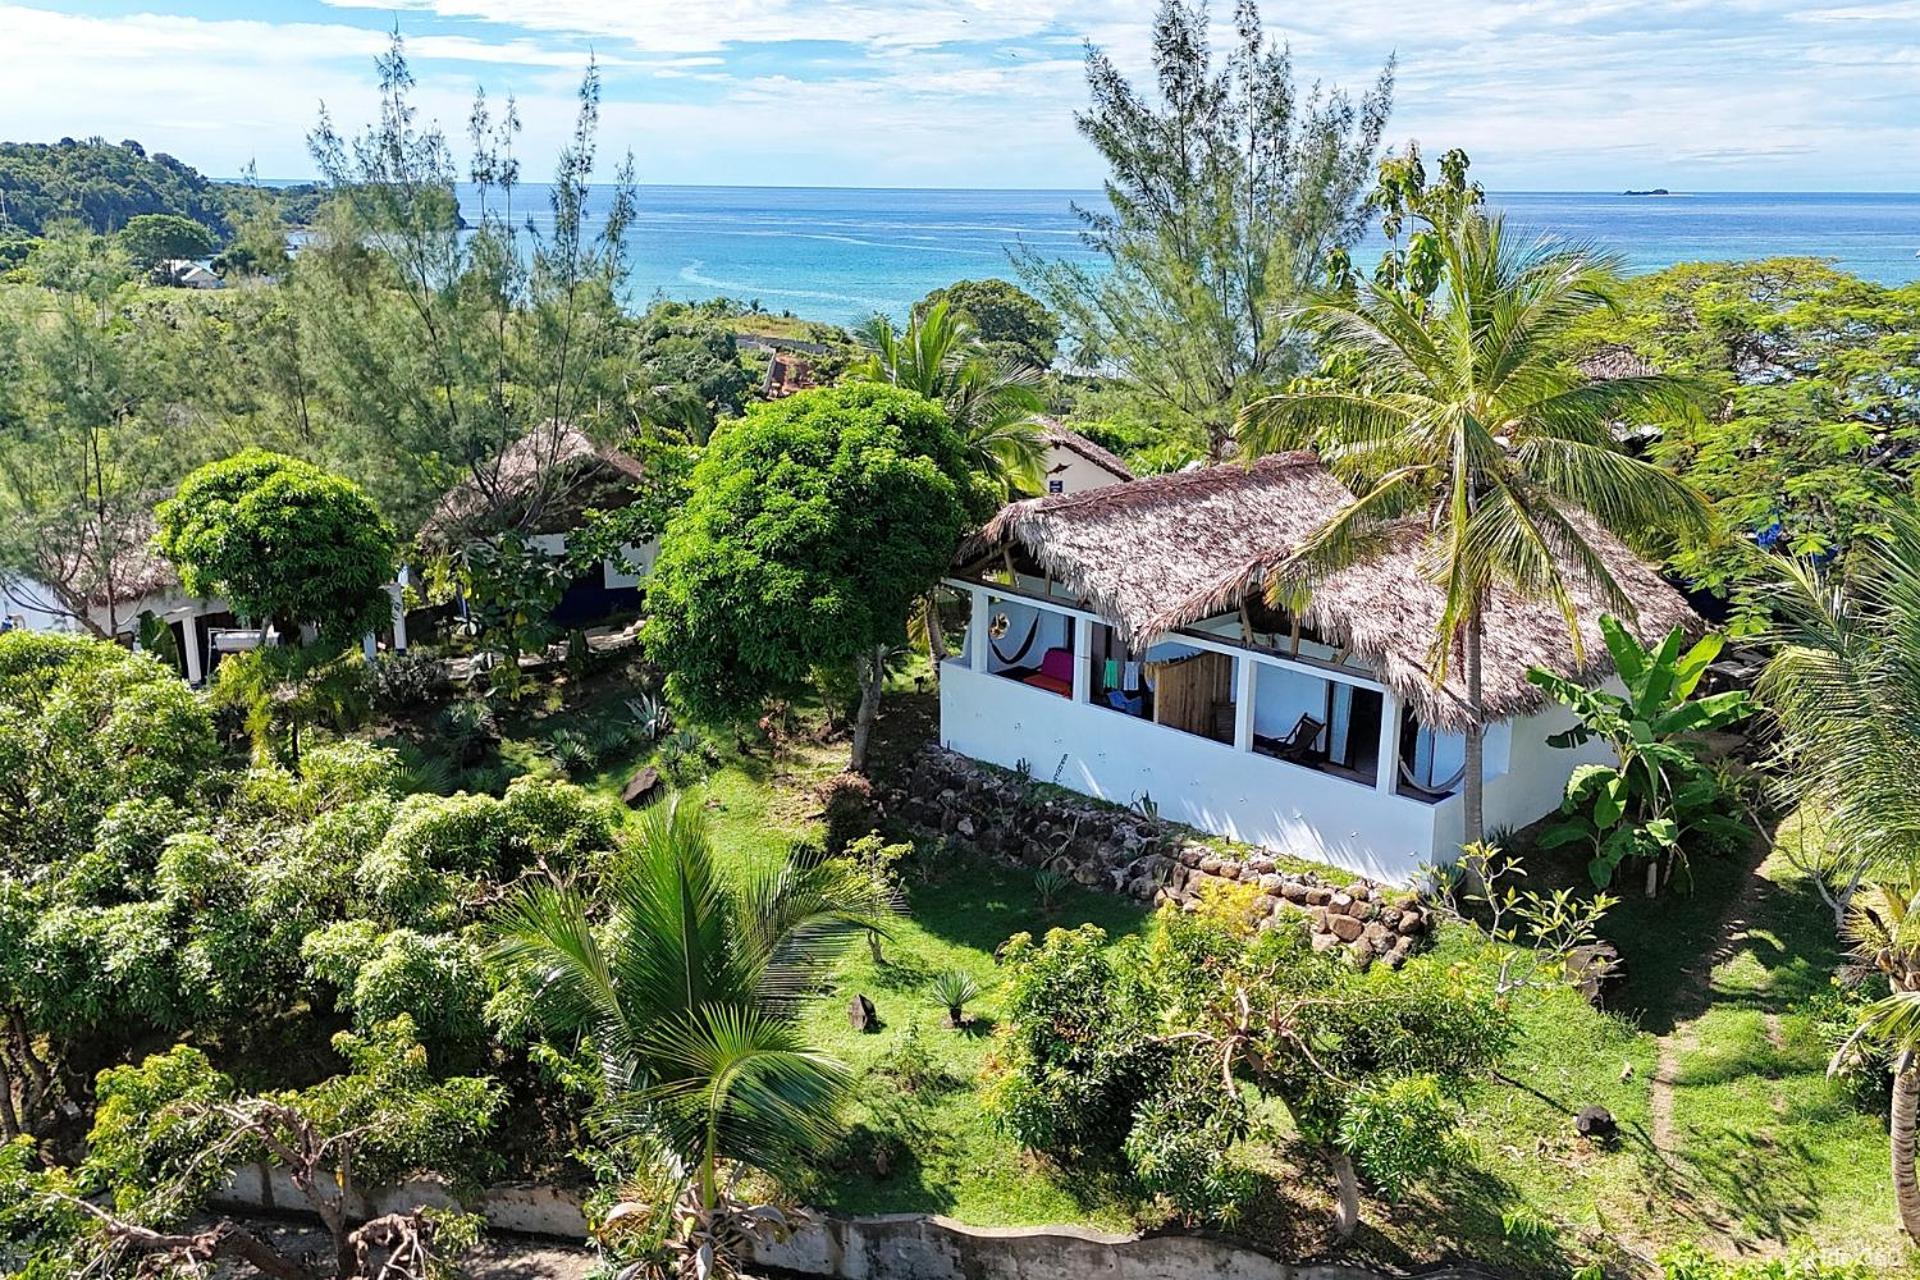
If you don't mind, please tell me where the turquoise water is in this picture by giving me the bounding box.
[467,186,1920,326]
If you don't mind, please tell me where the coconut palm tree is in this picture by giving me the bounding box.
[1238,208,1710,843]
[851,299,1047,497]
[1763,504,1920,1241]
[489,797,894,1211]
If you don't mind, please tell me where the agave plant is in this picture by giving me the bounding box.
[930,970,981,1028]
[1033,868,1069,915]
[602,1176,803,1280]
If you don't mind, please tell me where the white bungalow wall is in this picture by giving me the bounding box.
[1040,445,1129,496]
[941,580,1624,882]
[940,657,1446,881]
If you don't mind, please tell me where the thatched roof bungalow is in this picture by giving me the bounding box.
[939,455,1697,880]
[1037,419,1133,493]
[419,423,647,547]
[419,423,658,627]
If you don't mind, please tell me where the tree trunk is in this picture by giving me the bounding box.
[868,929,885,966]
[1461,616,1486,847]
[0,1050,19,1141]
[849,643,887,774]
[925,596,948,671]
[1328,1147,1361,1240]
[1894,1055,1920,1244]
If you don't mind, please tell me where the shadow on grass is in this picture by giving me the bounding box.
[904,851,1152,961]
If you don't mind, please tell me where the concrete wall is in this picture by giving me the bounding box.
[752,1213,1495,1280]
[941,659,1445,881]
[212,1164,588,1239]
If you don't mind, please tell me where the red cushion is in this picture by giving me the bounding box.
[1021,673,1073,697]
[1037,647,1073,682]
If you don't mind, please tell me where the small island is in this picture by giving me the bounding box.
[1624,187,1672,195]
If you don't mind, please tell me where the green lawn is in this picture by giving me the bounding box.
[402,669,1917,1275]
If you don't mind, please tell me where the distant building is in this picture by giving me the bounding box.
[1036,419,1134,495]
[161,260,222,290]
[420,423,656,627]
[763,351,817,399]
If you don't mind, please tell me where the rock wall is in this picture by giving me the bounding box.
[875,747,1433,969]
[752,1213,1496,1280]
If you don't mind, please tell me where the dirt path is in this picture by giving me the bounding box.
[1646,838,1776,1156]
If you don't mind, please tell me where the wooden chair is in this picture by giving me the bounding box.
[1273,713,1326,764]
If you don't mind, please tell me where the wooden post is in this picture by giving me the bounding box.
[1072,616,1092,703]
[1376,690,1402,795]
[969,588,990,672]
[1233,656,1255,753]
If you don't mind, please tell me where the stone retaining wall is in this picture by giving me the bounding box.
[874,747,1433,969]
[753,1213,1497,1280]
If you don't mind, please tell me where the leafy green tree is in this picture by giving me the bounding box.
[490,797,893,1211]
[914,278,1061,368]
[117,212,216,273]
[1018,0,1393,459]
[1568,258,1920,619]
[629,302,752,443]
[1762,504,1920,1242]
[1529,618,1752,895]
[645,384,986,770]
[31,1017,497,1279]
[1239,200,1711,846]
[155,449,397,645]
[851,298,1046,497]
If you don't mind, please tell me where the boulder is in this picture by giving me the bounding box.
[620,766,663,809]
[847,994,878,1033]
[1575,1105,1618,1142]
[1329,914,1365,943]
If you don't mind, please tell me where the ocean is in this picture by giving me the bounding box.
[464,186,1920,327]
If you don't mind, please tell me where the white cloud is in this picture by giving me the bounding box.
[0,0,1914,188]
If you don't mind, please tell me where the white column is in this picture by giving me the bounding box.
[388,584,408,652]
[1233,656,1256,753]
[968,588,990,672]
[180,613,204,685]
[1376,690,1402,795]
[1071,616,1092,703]
[363,632,379,663]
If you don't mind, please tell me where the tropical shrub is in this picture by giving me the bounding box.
[154,449,399,644]
[991,899,1513,1237]
[1529,617,1753,894]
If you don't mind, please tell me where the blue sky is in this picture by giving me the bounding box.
[1,0,1916,190]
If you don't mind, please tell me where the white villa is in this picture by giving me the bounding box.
[938,453,1697,882]
[420,424,658,625]
[1037,420,1134,495]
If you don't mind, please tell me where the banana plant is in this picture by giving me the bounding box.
[1527,617,1753,895]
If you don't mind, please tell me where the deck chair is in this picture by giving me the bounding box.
[1273,713,1326,764]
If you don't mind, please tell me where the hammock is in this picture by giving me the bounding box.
[989,613,1043,667]
[1400,757,1467,794]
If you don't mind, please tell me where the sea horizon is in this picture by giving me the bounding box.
[268,181,1920,325]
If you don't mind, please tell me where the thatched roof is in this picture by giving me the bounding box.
[1039,418,1134,481]
[419,424,645,545]
[966,455,1699,732]
[1578,345,1659,381]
